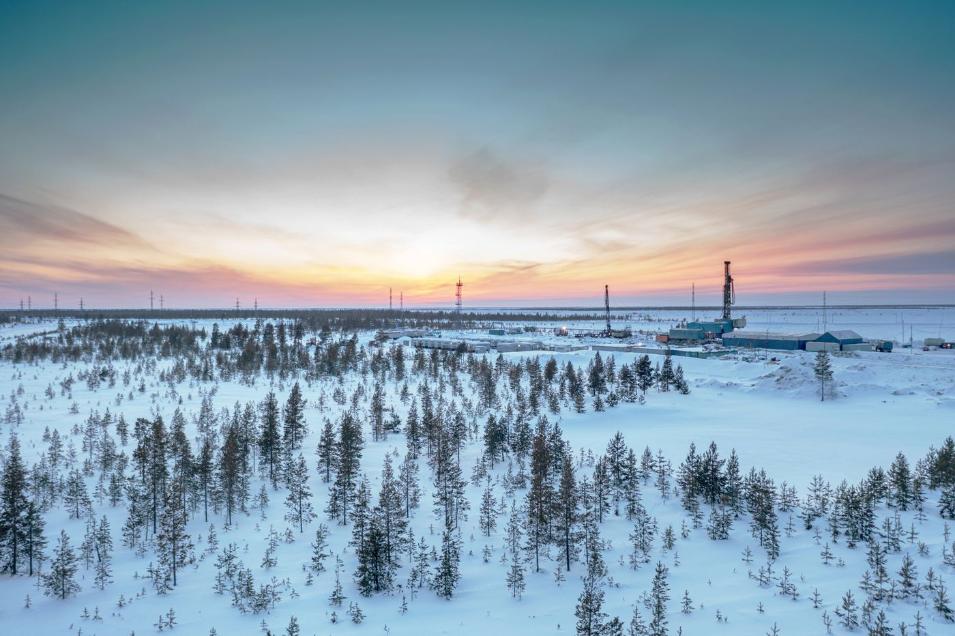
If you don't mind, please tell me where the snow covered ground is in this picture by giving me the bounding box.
[1,310,953,635]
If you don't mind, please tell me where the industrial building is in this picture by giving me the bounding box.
[723,329,880,353]
[721,332,819,351]
[412,337,491,353]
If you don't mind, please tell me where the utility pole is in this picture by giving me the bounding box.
[822,291,827,332]
[691,282,695,321]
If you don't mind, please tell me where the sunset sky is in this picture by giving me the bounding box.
[1,1,953,308]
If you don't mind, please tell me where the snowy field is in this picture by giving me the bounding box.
[0,310,954,635]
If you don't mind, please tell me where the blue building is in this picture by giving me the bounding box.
[721,331,821,351]
[816,330,863,346]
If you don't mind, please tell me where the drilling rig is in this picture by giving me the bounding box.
[722,260,735,321]
[601,284,632,338]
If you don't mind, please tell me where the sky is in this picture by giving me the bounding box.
[1,0,954,309]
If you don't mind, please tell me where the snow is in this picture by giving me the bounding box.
[1,309,954,635]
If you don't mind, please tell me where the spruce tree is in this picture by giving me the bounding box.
[155,485,193,591]
[43,530,80,599]
[649,561,670,636]
[814,351,834,402]
[283,382,308,452]
[24,500,46,577]
[316,420,337,483]
[310,523,330,574]
[258,392,282,488]
[284,454,315,533]
[0,435,30,575]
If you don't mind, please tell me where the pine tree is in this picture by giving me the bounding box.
[94,516,113,590]
[285,615,301,636]
[283,382,308,452]
[835,590,858,630]
[432,521,460,599]
[326,412,364,525]
[355,509,393,595]
[155,485,193,591]
[649,561,670,636]
[24,500,46,577]
[218,420,244,526]
[0,435,29,575]
[556,455,579,572]
[681,589,694,614]
[526,430,551,572]
[575,573,607,636]
[310,524,330,573]
[284,454,315,533]
[935,577,953,622]
[258,392,282,488]
[43,530,80,599]
[316,420,337,483]
[897,552,919,600]
[814,351,834,402]
[479,477,497,537]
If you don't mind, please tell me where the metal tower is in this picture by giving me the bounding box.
[150,290,154,311]
[722,261,735,321]
[400,291,403,311]
[54,292,58,312]
[389,287,393,311]
[455,276,463,313]
[604,284,612,333]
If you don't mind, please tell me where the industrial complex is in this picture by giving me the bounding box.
[373,261,936,357]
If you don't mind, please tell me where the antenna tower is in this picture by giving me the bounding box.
[455,276,463,313]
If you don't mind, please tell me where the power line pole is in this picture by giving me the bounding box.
[822,291,827,332]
